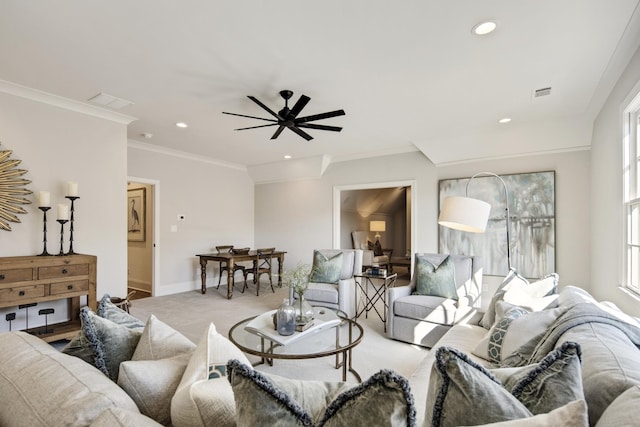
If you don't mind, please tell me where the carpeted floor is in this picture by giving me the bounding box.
[129,278,429,384]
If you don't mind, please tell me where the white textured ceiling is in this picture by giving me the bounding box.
[1,1,639,168]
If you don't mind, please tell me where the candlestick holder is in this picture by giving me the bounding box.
[65,196,79,255]
[38,206,52,256]
[56,219,68,256]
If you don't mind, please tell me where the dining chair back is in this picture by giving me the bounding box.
[215,245,246,289]
[243,247,276,296]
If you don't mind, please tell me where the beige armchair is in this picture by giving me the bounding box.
[351,231,390,270]
[387,253,482,348]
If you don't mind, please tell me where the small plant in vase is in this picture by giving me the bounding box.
[280,262,314,325]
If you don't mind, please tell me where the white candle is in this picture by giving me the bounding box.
[57,204,69,220]
[37,191,50,207]
[67,181,78,197]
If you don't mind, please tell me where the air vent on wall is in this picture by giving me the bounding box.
[533,87,552,98]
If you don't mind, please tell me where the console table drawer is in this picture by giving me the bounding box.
[0,285,45,304]
[39,264,89,279]
[0,268,33,283]
[50,280,89,296]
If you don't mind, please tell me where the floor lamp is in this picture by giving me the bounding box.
[438,172,512,272]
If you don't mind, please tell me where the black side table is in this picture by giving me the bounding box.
[354,272,397,332]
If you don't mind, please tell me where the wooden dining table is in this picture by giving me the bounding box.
[196,250,287,299]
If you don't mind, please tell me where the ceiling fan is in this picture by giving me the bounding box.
[222,90,345,141]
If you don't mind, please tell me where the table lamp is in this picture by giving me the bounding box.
[370,220,386,243]
[438,172,512,271]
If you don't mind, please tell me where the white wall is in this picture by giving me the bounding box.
[255,149,591,300]
[0,90,128,331]
[127,145,255,296]
[591,44,640,316]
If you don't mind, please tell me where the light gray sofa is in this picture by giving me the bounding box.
[387,253,482,348]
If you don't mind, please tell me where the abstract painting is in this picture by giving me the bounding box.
[438,171,555,278]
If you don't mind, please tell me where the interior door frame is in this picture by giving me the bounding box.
[333,179,417,261]
[127,176,160,296]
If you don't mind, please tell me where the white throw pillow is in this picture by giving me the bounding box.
[171,323,251,427]
[132,314,196,361]
[473,301,565,363]
[595,385,640,427]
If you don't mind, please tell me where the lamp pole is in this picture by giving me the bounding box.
[465,172,512,271]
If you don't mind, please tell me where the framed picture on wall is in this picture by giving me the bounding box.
[438,171,555,278]
[128,188,145,242]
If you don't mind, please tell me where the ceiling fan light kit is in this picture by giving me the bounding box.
[223,90,345,141]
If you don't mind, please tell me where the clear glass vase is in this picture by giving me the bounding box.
[276,298,296,336]
[295,294,314,325]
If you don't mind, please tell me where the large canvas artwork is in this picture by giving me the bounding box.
[438,171,555,278]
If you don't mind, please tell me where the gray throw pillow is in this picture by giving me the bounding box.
[227,359,416,427]
[309,250,344,284]
[414,255,458,300]
[426,342,584,427]
[98,293,146,329]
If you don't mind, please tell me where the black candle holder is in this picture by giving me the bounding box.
[38,206,52,256]
[56,219,68,256]
[65,196,79,255]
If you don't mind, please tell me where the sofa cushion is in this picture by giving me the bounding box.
[0,331,140,427]
[305,281,339,304]
[414,255,458,300]
[227,359,416,427]
[171,322,251,427]
[90,407,163,427]
[595,385,640,427]
[472,302,565,363]
[467,400,587,427]
[62,307,142,381]
[310,250,344,284]
[425,342,584,427]
[394,295,458,325]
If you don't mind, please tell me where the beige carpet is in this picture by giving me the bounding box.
[129,279,429,384]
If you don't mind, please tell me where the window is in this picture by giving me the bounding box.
[623,93,640,292]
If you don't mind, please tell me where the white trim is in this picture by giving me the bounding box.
[330,145,421,164]
[128,140,246,171]
[434,146,591,167]
[127,176,160,297]
[333,180,417,264]
[0,79,137,125]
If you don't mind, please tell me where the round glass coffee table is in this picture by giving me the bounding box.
[228,306,363,381]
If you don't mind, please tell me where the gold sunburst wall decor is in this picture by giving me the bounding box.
[0,143,32,231]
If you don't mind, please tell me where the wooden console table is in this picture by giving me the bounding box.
[196,250,286,299]
[0,254,97,342]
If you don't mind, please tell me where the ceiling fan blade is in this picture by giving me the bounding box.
[296,109,345,124]
[288,126,313,141]
[235,123,279,131]
[288,95,310,119]
[222,111,278,122]
[297,123,342,132]
[271,126,286,139]
[248,96,283,119]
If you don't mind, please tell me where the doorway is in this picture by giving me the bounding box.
[127,178,158,298]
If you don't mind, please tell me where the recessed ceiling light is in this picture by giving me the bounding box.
[498,117,512,124]
[472,21,497,36]
[284,155,292,159]
[176,122,188,128]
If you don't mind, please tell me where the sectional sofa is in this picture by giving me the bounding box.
[1,284,639,426]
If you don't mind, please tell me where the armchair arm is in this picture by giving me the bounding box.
[338,277,356,319]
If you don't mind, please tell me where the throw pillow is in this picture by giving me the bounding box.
[426,342,584,427]
[480,271,559,329]
[467,400,587,427]
[98,293,146,329]
[414,255,458,300]
[367,240,384,256]
[472,302,566,363]
[595,385,640,427]
[309,250,344,284]
[132,314,196,361]
[62,307,142,381]
[90,407,164,427]
[171,322,251,427]
[226,359,416,427]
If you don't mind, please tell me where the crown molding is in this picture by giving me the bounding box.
[0,79,137,125]
[128,140,246,171]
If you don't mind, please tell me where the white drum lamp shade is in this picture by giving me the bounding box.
[438,196,491,233]
[370,220,386,240]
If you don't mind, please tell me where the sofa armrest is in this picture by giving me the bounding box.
[388,283,414,306]
[338,277,356,318]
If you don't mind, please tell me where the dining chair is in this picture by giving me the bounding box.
[243,247,276,296]
[215,245,246,289]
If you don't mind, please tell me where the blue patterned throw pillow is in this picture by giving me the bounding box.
[414,255,458,300]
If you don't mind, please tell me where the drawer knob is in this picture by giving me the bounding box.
[0,274,4,280]
[67,284,73,290]
[62,269,68,274]
[19,290,25,296]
